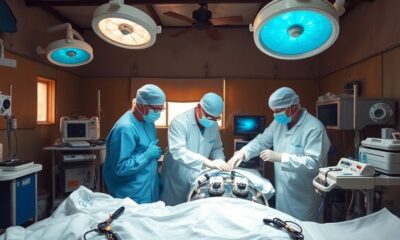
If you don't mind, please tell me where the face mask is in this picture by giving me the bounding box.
[199,116,214,128]
[143,109,161,123]
[273,110,292,125]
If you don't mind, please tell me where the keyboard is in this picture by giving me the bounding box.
[65,141,91,148]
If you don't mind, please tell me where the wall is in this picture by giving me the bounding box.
[80,28,319,79]
[383,46,400,130]
[319,0,400,76]
[0,51,82,192]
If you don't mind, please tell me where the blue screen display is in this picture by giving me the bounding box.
[234,115,266,136]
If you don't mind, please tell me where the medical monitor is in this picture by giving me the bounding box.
[60,117,100,141]
[234,115,266,137]
[316,97,396,130]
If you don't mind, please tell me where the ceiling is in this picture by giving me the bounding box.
[25,0,368,33]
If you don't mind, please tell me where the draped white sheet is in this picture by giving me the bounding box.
[1,186,400,240]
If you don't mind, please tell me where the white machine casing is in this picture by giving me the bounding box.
[316,97,396,130]
[60,116,100,141]
[0,93,11,116]
[359,138,400,175]
[313,158,375,192]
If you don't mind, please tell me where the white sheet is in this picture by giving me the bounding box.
[1,186,400,240]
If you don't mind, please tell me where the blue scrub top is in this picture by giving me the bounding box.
[103,110,159,203]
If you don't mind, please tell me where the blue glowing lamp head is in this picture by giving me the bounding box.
[251,0,339,60]
[46,39,93,67]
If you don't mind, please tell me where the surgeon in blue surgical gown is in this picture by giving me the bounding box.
[161,93,230,206]
[228,87,331,221]
[103,84,166,204]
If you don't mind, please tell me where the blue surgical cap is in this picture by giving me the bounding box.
[136,84,166,105]
[268,87,299,110]
[200,93,224,117]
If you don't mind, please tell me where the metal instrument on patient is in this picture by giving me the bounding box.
[83,206,125,240]
[188,171,268,206]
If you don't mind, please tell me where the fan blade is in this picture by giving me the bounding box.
[169,28,193,37]
[209,16,244,26]
[164,11,195,24]
[206,26,223,41]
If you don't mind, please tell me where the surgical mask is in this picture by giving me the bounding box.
[273,111,292,125]
[199,116,214,128]
[143,109,161,123]
[273,104,301,125]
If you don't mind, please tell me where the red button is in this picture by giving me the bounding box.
[356,165,362,169]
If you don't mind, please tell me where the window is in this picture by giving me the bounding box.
[155,102,222,128]
[37,76,55,124]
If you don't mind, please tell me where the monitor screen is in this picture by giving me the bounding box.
[66,123,87,138]
[317,103,338,126]
[234,115,266,136]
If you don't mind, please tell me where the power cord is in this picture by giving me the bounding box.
[263,217,304,240]
[83,206,125,240]
[324,167,342,187]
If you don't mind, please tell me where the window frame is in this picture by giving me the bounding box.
[155,101,225,129]
[37,76,56,125]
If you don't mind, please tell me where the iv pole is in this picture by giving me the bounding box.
[352,82,374,215]
[5,84,17,162]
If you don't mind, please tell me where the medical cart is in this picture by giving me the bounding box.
[0,164,42,228]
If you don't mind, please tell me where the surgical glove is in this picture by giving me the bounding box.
[228,150,246,170]
[204,159,231,171]
[144,144,162,160]
[259,149,282,162]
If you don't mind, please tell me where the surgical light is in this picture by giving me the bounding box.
[37,23,93,67]
[92,0,161,49]
[250,0,345,60]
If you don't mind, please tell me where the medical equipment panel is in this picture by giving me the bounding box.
[0,93,11,116]
[313,158,375,192]
[60,116,100,142]
[188,170,268,206]
[62,162,95,192]
[359,138,400,175]
[316,97,395,130]
[234,139,261,169]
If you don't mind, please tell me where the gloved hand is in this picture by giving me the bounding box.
[204,159,231,171]
[144,141,162,160]
[228,150,246,170]
[259,149,282,162]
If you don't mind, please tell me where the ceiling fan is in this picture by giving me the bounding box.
[164,3,244,40]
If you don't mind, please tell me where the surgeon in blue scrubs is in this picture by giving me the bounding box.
[103,84,166,203]
[228,87,331,221]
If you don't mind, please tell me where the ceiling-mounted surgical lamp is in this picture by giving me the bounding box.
[37,23,93,67]
[250,0,345,60]
[92,0,161,49]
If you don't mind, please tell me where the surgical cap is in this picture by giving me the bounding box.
[268,87,299,110]
[200,93,224,117]
[136,84,166,105]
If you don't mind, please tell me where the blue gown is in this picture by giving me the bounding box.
[103,110,159,203]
